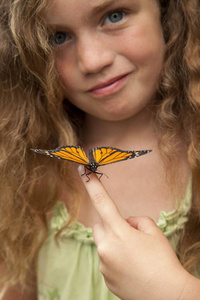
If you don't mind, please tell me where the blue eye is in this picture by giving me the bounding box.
[105,11,124,24]
[53,32,70,45]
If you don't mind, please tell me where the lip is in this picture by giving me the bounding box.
[87,73,131,97]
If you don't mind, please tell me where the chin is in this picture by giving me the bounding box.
[96,112,137,122]
[99,106,146,121]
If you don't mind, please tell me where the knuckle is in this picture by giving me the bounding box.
[99,262,105,275]
[97,244,106,258]
[92,192,105,205]
[142,216,155,224]
[97,242,114,264]
[92,222,101,232]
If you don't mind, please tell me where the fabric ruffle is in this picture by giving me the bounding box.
[157,176,192,237]
[49,176,192,242]
[38,177,192,300]
[50,202,94,244]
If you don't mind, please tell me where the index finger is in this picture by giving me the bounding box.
[78,165,124,229]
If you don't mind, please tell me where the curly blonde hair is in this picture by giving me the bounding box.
[0,0,80,292]
[0,0,199,293]
[156,0,200,273]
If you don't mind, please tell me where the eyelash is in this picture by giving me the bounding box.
[102,8,127,26]
[50,8,128,47]
[49,32,71,47]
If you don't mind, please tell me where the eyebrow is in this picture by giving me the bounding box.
[92,0,130,14]
[46,0,133,29]
[93,0,114,12]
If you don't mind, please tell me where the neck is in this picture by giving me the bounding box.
[82,108,158,150]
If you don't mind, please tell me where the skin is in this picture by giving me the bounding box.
[46,0,185,230]
[79,168,200,300]
[46,0,165,122]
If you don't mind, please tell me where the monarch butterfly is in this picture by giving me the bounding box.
[31,146,152,181]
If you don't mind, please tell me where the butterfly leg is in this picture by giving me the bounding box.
[94,171,109,181]
[80,166,92,182]
[85,168,93,182]
[81,167,109,182]
[85,171,104,182]
[86,172,92,182]
[80,167,86,177]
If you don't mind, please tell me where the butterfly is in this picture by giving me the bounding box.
[31,146,152,181]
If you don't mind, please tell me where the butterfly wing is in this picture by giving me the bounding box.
[92,147,152,166]
[31,146,89,165]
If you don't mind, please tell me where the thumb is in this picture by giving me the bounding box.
[78,165,124,230]
[127,216,164,237]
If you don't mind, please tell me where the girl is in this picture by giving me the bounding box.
[0,0,199,299]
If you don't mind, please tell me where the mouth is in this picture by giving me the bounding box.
[87,73,131,97]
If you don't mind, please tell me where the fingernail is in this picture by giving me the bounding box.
[78,165,84,176]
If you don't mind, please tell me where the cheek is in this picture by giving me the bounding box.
[129,40,163,70]
[55,58,77,94]
[118,25,164,71]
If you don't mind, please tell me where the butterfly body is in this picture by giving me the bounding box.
[31,146,152,181]
[88,149,99,172]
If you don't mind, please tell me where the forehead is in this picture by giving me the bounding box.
[45,0,159,24]
[47,0,129,10]
[45,0,127,24]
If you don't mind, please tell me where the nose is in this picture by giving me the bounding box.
[77,33,115,75]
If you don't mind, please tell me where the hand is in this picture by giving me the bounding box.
[79,167,199,300]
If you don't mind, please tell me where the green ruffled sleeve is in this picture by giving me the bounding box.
[38,203,120,300]
[38,177,193,299]
[157,176,192,251]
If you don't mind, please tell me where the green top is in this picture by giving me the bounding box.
[37,179,192,300]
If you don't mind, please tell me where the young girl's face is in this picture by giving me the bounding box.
[46,0,165,121]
